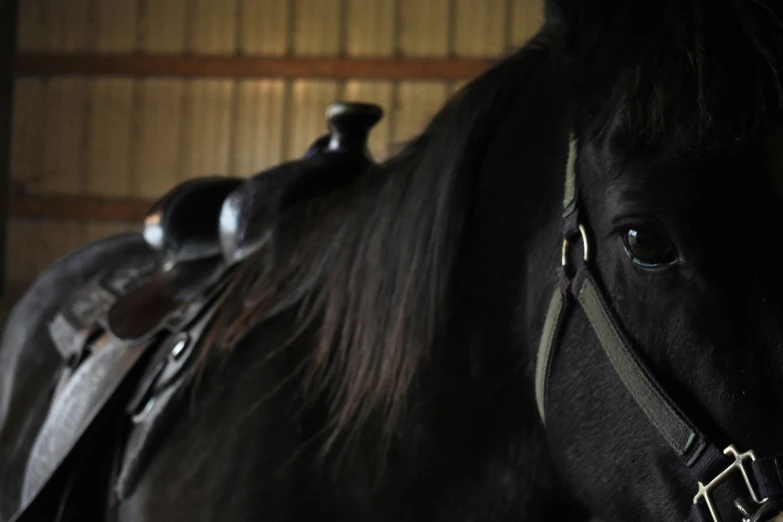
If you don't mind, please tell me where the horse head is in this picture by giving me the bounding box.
[531,1,783,520]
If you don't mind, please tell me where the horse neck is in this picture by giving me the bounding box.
[391,115,579,518]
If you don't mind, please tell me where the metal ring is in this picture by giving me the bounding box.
[561,224,590,267]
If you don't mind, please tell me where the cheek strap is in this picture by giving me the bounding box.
[534,134,783,522]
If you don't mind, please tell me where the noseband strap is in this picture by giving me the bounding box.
[535,134,783,522]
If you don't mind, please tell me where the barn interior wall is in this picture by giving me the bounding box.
[3,0,544,313]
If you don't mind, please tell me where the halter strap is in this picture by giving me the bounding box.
[534,134,783,522]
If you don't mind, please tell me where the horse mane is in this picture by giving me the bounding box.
[202,35,554,455]
[554,0,783,150]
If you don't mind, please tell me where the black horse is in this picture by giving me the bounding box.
[2,0,783,521]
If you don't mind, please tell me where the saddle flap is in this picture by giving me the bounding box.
[106,257,227,343]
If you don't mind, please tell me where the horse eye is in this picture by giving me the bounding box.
[622,228,677,268]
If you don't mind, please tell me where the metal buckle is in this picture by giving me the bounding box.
[693,445,767,522]
[561,224,590,267]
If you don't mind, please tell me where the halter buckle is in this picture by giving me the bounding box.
[561,224,590,267]
[693,445,767,522]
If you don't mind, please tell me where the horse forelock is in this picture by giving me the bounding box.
[565,0,783,152]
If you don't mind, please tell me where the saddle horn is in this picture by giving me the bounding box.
[324,101,383,157]
[219,101,385,265]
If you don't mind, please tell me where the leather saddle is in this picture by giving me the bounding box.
[10,102,383,522]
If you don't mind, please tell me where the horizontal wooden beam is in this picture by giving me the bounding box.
[14,53,493,80]
[10,195,151,222]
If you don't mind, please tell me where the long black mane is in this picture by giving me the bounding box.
[207,0,783,459]
[205,36,553,453]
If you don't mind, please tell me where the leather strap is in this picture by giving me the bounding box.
[534,133,783,522]
[574,269,703,459]
[535,134,706,460]
[11,338,156,522]
[534,289,566,424]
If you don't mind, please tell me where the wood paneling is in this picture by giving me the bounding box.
[86,79,134,196]
[234,79,286,176]
[132,79,184,198]
[392,81,449,145]
[5,219,86,288]
[10,78,46,194]
[286,80,339,160]
[16,0,46,52]
[138,0,187,53]
[15,54,492,81]
[454,0,506,57]
[44,0,90,52]
[41,78,88,194]
[37,220,88,272]
[6,0,546,292]
[0,0,17,294]
[344,80,394,161]
[190,0,238,54]
[11,195,150,221]
[346,0,396,57]
[293,0,342,56]
[399,0,451,57]
[6,219,43,288]
[240,0,290,56]
[180,80,234,179]
[511,0,544,47]
[95,0,139,52]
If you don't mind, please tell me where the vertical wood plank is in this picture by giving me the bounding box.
[233,79,286,176]
[181,80,234,179]
[16,0,46,51]
[239,0,290,55]
[392,81,448,144]
[9,78,47,194]
[0,0,17,293]
[43,0,90,51]
[510,0,544,48]
[133,79,183,198]
[5,220,87,290]
[286,80,339,160]
[344,80,393,161]
[95,0,140,52]
[86,79,134,197]
[292,0,342,56]
[191,0,237,54]
[37,220,88,271]
[138,0,187,53]
[399,0,450,57]
[453,0,506,57]
[5,219,42,289]
[41,78,88,194]
[345,0,395,57]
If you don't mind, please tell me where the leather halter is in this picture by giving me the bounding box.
[535,134,783,522]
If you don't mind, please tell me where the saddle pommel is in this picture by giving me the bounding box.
[325,102,384,157]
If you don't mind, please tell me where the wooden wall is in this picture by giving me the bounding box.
[4,0,544,307]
